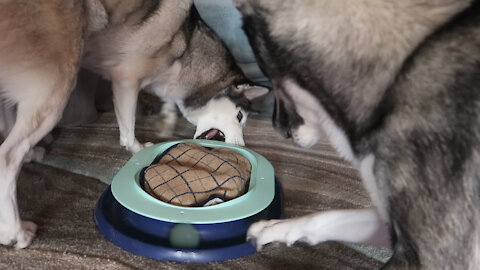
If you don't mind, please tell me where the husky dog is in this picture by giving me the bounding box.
[0,0,266,249]
[82,0,268,151]
[235,0,480,268]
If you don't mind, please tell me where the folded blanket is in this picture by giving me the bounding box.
[194,0,269,84]
[140,143,251,207]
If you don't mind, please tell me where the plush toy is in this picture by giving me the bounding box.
[140,143,251,207]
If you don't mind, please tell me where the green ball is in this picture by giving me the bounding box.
[169,224,201,249]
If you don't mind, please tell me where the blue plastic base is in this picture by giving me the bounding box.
[94,179,284,263]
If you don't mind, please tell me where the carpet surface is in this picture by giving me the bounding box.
[1,112,391,269]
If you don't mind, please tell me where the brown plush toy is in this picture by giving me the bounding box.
[140,143,251,207]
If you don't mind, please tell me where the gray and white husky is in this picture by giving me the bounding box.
[235,0,480,269]
[83,0,268,151]
[0,0,266,249]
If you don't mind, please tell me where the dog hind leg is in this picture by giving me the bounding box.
[247,208,391,250]
[0,77,73,248]
[0,106,46,163]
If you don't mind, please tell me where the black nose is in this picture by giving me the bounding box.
[196,129,226,142]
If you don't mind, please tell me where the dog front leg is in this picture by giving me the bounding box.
[247,208,391,250]
[155,100,177,138]
[111,79,152,153]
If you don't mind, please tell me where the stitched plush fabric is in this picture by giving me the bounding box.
[141,143,251,206]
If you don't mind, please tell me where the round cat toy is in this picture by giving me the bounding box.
[94,140,283,263]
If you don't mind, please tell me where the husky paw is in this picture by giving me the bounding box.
[247,218,312,250]
[23,146,46,163]
[0,221,37,249]
[15,221,37,249]
[124,140,153,154]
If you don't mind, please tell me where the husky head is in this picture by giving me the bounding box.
[181,83,269,146]
[234,0,323,149]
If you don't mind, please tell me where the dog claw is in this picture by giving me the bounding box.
[247,231,270,251]
[256,244,264,252]
[246,235,257,247]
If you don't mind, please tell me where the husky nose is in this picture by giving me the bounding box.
[196,128,226,142]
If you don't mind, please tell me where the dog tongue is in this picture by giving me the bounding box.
[206,129,219,139]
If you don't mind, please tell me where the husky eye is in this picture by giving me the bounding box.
[237,111,243,122]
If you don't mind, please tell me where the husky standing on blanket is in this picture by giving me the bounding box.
[0,0,266,249]
[235,0,480,269]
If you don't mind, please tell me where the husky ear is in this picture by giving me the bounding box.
[233,0,255,15]
[235,84,270,101]
[85,0,108,33]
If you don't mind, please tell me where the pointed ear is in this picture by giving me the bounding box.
[233,0,255,15]
[236,84,270,100]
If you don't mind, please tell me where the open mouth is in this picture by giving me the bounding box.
[196,128,226,142]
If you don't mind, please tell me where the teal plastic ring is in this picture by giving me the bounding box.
[111,139,275,224]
